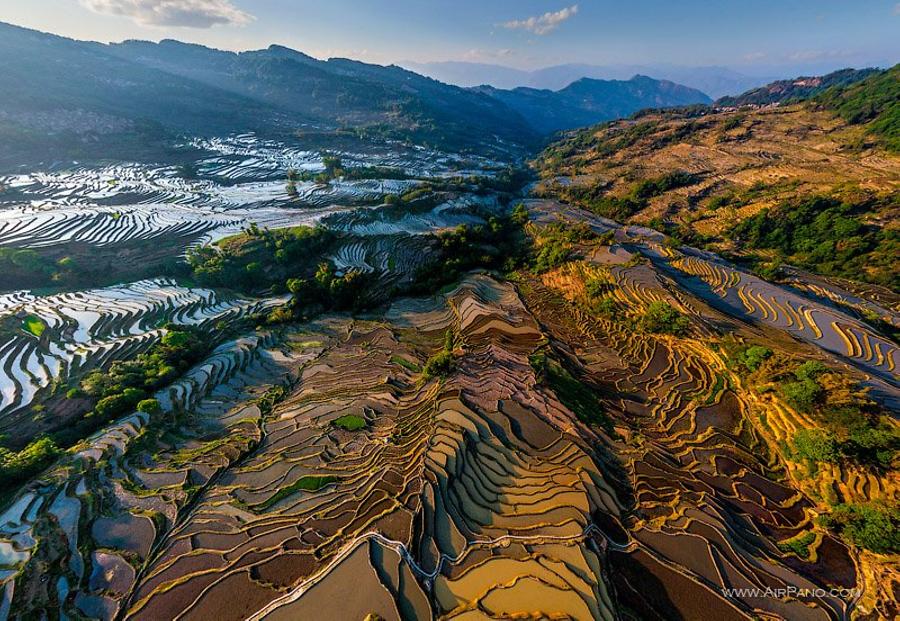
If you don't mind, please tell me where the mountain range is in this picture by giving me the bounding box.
[0,21,710,163]
[475,76,710,134]
[401,60,778,99]
[715,67,882,106]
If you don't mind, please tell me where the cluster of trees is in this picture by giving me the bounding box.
[54,325,206,446]
[729,194,898,290]
[187,222,385,324]
[0,436,61,493]
[422,330,457,380]
[725,343,898,471]
[818,502,899,555]
[724,341,899,553]
[187,224,335,294]
[815,64,899,153]
[581,275,691,337]
[638,301,692,336]
[563,170,699,221]
[531,220,600,273]
[272,262,379,322]
[286,154,349,189]
[411,205,530,292]
[0,248,64,290]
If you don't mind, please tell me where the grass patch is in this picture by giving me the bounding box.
[777,531,816,559]
[21,315,46,338]
[252,475,338,511]
[332,414,367,431]
[390,355,421,373]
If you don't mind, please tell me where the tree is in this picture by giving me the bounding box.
[792,429,839,464]
[819,503,900,554]
[639,301,691,336]
[741,345,772,372]
[137,399,162,415]
[779,378,824,413]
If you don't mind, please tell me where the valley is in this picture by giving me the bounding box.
[0,18,896,621]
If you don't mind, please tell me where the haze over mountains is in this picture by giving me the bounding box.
[0,20,889,168]
[401,60,779,99]
[475,76,710,134]
[1,21,710,164]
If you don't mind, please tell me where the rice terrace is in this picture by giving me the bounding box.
[0,2,897,620]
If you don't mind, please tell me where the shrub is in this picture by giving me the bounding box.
[639,301,691,336]
[779,378,824,413]
[741,346,773,372]
[0,437,60,491]
[791,429,840,464]
[777,531,816,558]
[332,414,367,431]
[423,350,455,380]
[510,203,529,225]
[137,399,162,415]
[818,503,900,554]
[794,360,829,381]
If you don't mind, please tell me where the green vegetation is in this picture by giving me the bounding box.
[52,325,208,447]
[532,221,597,273]
[530,352,612,432]
[818,502,900,554]
[136,399,162,415]
[776,531,817,559]
[252,475,338,511]
[22,315,46,338]
[728,194,898,291]
[0,248,58,290]
[724,342,899,471]
[816,65,899,153]
[733,345,773,373]
[638,301,691,336]
[791,429,840,465]
[188,224,382,322]
[332,414,367,431]
[422,351,455,380]
[778,361,831,415]
[188,224,336,293]
[412,209,530,291]
[717,68,880,108]
[0,243,189,294]
[562,170,699,221]
[539,119,660,164]
[390,356,421,373]
[280,261,380,322]
[0,437,61,493]
[423,330,457,380]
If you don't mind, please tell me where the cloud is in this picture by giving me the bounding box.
[462,48,515,61]
[742,51,767,62]
[503,4,578,35]
[80,0,254,28]
[786,49,854,62]
[894,2,900,15]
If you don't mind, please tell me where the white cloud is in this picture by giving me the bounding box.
[80,0,254,28]
[742,51,767,62]
[786,49,853,62]
[503,4,578,36]
[462,48,515,61]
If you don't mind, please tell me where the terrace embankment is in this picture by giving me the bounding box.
[518,199,899,620]
[4,255,892,619]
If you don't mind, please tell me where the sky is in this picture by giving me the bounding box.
[0,1,897,74]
